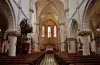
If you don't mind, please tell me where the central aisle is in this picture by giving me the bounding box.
[40,54,58,65]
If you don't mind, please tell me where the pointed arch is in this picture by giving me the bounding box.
[36,0,64,22]
[0,0,16,30]
[82,0,95,27]
[38,1,61,20]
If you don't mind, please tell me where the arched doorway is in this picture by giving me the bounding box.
[39,19,59,51]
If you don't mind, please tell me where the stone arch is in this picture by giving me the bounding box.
[36,0,64,24]
[0,0,16,31]
[83,0,100,36]
[40,14,58,26]
[82,0,96,31]
[38,1,61,18]
[36,0,64,17]
[82,0,93,24]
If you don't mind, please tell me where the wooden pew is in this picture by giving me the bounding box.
[64,57,100,65]
[0,52,45,65]
[54,52,100,65]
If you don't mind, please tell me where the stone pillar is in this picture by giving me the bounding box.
[61,42,65,51]
[78,31,91,56]
[34,42,39,52]
[68,38,77,53]
[33,23,39,52]
[60,23,65,51]
[8,31,18,56]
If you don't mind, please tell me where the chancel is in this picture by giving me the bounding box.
[1,0,100,65]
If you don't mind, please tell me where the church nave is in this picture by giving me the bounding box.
[40,54,57,65]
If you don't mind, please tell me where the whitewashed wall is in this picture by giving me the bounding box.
[9,0,33,31]
[67,0,88,37]
[67,0,88,53]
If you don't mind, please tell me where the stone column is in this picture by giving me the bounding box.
[8,31,18,56]
[33,23,39,52]
[78,31,91,56]
[34,42,39,52]
[61,42,65,51]
[60,23,65,51]
[68,38,77,53]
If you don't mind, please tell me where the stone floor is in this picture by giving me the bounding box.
[40,54,58,65]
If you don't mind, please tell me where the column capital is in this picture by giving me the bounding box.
[6,31,20,37]
[34,23,39,25]
[78,31,91,36]
[60,42,65,43]
[59,23,64,25]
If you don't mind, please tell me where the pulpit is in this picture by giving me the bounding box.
[16,19,33,55]
[16,36,29,55]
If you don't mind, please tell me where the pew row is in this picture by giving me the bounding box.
[54,52,100,65]
[0,52,45,65]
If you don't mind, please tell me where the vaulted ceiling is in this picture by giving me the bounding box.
[36,0,64,24]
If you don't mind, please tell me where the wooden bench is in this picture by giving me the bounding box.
[54,52,100,65]
[0,52,45,65]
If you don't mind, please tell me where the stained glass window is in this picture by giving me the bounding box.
[54,26,57,37]
[42,26,45,37]
[48,26,51,38]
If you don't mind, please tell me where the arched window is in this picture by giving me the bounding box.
[48,26,51,38]
[42,26,45,37]
[54,26,57,37]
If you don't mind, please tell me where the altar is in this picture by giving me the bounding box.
[46,44,53,51]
